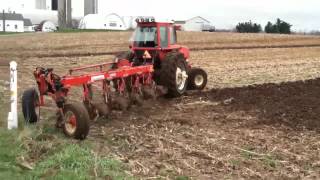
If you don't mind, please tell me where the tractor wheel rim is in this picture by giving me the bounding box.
[176,67,188,91]
[64,111,77,135]
[194,74,204,86]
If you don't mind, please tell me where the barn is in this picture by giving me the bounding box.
[175,16,213,32]
[0,13,24,32]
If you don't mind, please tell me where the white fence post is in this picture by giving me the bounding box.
[8,61,18,130]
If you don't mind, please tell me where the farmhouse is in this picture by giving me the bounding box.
[175,16,214,32]
[0,13,24,32]
[23,19,34,32]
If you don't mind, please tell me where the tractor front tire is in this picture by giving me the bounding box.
[22,88,39,124]
[160,52,188,97]
[187,68,208,90]
[62,103,90,140]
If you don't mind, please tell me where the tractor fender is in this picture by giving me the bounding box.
[179,46,190,60]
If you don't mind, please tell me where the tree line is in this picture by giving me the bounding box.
[236,18,292,34]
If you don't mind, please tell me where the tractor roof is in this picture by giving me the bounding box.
[136,17,174,24]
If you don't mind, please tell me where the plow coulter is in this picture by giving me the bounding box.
[22,61,157,140]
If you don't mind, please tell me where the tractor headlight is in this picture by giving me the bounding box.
[135,17,155,23]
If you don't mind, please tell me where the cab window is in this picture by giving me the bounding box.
[159,26,168,47]
[170,27,177,44]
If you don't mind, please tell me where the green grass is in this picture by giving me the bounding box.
[56,28,132,33]
[0,32,28,35]
[0,128,132,180]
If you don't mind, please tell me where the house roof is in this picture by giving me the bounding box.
[23,19,33,26]
[175,20,186,24]
[0,13,24,21]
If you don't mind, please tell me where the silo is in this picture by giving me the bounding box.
[58,0,72,28]
[84,0,98,15]
[66,0,72,27]
[36,0,47,10]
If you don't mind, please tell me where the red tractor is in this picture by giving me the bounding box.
[117,17,207,96]
[22,17,207,140]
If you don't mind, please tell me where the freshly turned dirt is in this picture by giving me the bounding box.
[88,79,320,179]
[210,78,320,131]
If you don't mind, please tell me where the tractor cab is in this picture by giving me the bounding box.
[126,17,189,65]
[131,17,178,49]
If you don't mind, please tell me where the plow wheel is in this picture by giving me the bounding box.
[62,103,90,140]
[160,52,188,97]
[187,68,208,90]
[22,88,40,123]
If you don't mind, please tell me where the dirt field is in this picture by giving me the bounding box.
[1,32,320,179]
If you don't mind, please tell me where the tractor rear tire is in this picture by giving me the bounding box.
[187,68,208,90]
[22,88,39,124]
[160,52,188,97]
[62,103,90,140]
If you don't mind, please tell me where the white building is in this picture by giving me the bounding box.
[104,13,126,30]
[23,18,34,32]
[175,16,214,32]
[79,13,127,30]
[0,13,25,32]
[36,20,57,32]
[78,14,105,29]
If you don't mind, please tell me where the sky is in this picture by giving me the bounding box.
[1,0,320,31]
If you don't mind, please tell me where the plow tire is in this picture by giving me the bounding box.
[187,68,208,90]
[160,52,188,97]
[63,103,90,140]
[22,88,39,124]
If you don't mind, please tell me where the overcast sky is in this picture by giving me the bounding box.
[1,0,320,31]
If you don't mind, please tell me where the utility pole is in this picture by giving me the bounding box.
[2,10,5,32]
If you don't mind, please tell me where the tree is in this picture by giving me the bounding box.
[236,21,262,33]
[265,19,292,34]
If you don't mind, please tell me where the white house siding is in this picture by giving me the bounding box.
[24,26,35,32]
[0,20,24,32]
[183,17,211,32]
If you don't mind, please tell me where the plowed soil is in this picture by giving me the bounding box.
[0,32,320,179]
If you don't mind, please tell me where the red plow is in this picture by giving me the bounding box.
[22,61,157,139]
